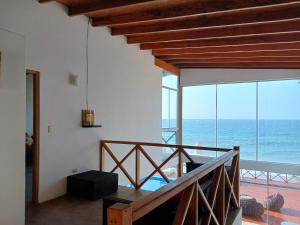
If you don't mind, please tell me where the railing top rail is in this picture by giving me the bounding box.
[101,139,232,152]
[130,149,239,221]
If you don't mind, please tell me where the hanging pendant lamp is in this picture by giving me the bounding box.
[81,18,98,127]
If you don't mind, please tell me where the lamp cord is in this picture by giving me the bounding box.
[86,18,91,109]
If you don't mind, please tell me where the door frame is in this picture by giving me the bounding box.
[26,69,40,203]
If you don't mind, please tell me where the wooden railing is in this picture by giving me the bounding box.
[100,140,232,189]
[100,140,240,225]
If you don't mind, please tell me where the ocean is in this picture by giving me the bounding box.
[163,119,300,165]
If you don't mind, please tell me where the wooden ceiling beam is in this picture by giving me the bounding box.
[92,0,296,26]
[157,50,300,60]
[152,42,300,56]
[39,1,300,70]
[175,62,300,69]
[111,2,300,35]
[154,58,180,76]
[166,57,300,64]
[141,31,300,50]
[127,19,300,44]
[68,0,155,16]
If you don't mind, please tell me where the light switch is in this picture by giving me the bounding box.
[48,125,52,133]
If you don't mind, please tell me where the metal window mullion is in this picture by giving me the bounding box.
[162,74,180,146]
[168,88,171,128]
[256,81,259,162]
[178,82,182,145]
[216,84,218,157]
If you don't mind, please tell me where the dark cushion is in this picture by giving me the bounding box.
[241,195,264,217]
[186,162,213,196]
[186,162,204,173]
[67,170,118,201]
[263,193,284,211]
[186,162,232,206]
[186,162,231,174]
[134,201,177,225]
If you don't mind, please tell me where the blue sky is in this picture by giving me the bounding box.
[182,80,300,120]
[163,79,300,120]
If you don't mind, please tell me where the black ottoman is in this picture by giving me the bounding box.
[67,170,118,201]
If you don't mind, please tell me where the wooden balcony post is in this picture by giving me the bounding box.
[186,182,198,225]
[135,145,141,189]
[100,141,105,171]
[108,203,132,225]
[216,166,225,225]
[233,146,240,207]
[178,148,183,178]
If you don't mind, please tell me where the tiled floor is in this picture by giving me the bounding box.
[26,196,103,225]
[241,182,300,225]
[25,186,151,225]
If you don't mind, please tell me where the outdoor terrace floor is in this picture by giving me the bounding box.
[241,181,300,225]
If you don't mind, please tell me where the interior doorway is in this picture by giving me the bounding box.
[25,70,40,204]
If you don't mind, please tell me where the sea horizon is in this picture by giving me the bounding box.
[162,119,300,165]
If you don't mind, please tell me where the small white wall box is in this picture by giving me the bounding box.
[69,74,79,87]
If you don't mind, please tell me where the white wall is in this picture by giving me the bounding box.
[181,69,300,86]
[0,28,26,225]
[26,75,33,135]
[0,0,162,207]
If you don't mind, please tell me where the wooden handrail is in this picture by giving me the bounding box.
[100,140,234,190]
[131,150,239,221]
[105,141,240,225]
[101,139,232,152]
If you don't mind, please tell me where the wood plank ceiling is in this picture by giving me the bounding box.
[40,0,300,69]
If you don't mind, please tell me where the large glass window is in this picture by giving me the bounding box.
[183,85,216,156]
[162,72,178,145]
[182,79,300,225]
[217,83,257,160]
[258,80,300,164]
[182,79,300,164]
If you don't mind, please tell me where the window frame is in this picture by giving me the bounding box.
[181,78,300,165]
[161,71,180,145]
